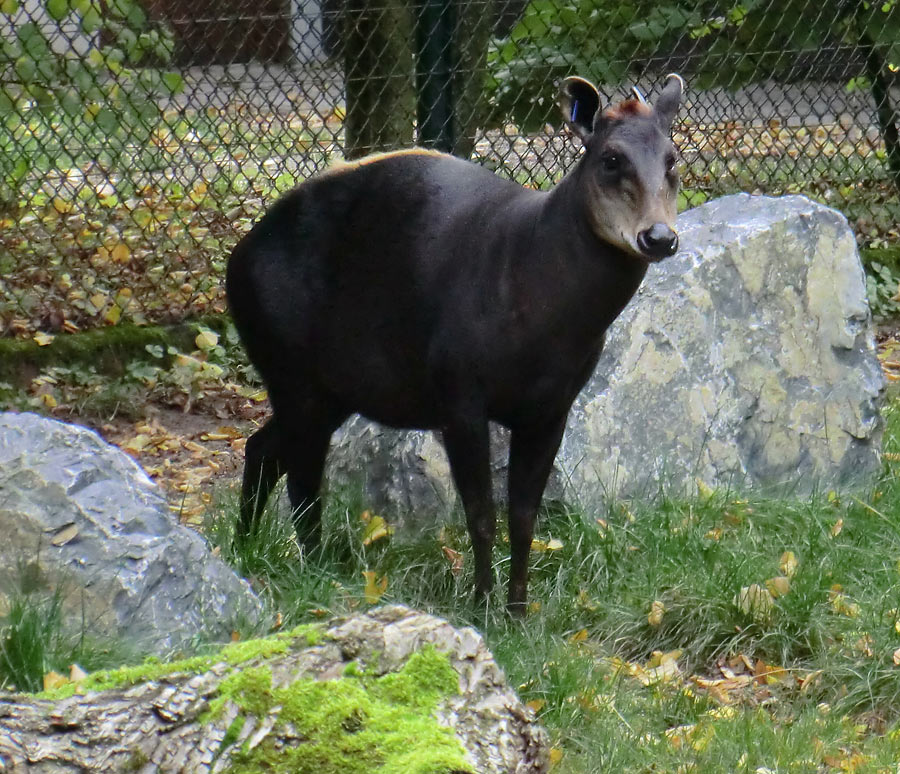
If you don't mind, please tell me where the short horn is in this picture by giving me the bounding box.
[630,85,648,105]
[665,73,685,91]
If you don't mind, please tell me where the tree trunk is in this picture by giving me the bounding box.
[0,606,548,774]
[451,0,492,158]
[860,33,900,193]
[343,0,416,158]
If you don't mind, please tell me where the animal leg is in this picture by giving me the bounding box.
[442,415,496,600]
[506,415,569,614]
[279,406,346,550]
[238,418,283,541]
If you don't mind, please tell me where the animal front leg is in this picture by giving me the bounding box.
[442,416,496,600]
[507,415,568,614]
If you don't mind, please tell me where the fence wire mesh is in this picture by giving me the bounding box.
[1,0,898,338]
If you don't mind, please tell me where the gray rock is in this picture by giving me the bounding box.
[0,605,549,774]
[0,411,261,654]
[325,194,883,521]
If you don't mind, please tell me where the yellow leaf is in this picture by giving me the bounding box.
[231,630,241,642]
[361,515,393,546]
[51,523,79,547]
[893,648,900,666]
[69,663,88,682]
[648,600,666,627]
[695,477,715,499]
[830,518,844,537]
[33,331,55,346]
[362,571,388,604]
[525,699,545,713]
[569,628,588,644]
[104,303,122,325]
[780,550,798,577]
[548,747,563,766]
[43,670,69,691]
[52,197,72,214]
[124,433,152,453]
[110,242,131,263]
[648,649,682,668]
[531,537,563,552]
[89,292,108,313]
[765,576,791,598]
[195,329,219,351]
[441,546,464,576]
[38,392,57,409]
[734,584,775,620]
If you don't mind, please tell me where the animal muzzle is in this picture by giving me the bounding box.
[636,223,679,261]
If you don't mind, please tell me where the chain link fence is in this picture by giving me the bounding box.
[1,0,898,338]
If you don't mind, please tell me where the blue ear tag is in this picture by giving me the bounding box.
[571,101,578,123]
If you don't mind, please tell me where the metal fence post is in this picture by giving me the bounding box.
[415,0,456,153]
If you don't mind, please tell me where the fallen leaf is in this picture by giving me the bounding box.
[734,584,775,620]
[648,600,666,627]
[548,747,563,766]
[765,575,791,598]
[362,571,388,604]
[43,670,69,691]
[568,628,588,644]
[69,664,88,682]
[33,331,55,346]
[51,523,79,546]
[893,648,900,666]
[831,518,844,537]
[695,477,715,499]
[526,699,545,713]
[441,546,464,576]
[780,550,798,577]
[531,537,563,552]
[195,329,219,350]
[361,515,393,546]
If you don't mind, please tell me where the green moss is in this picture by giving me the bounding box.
[219,666,274,718]
[220,715,247,751]
[0,315,230,384]
[122,749,150,772]
[34,624,321,700]
[222,645,470,774]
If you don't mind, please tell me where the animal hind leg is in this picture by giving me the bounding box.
[238,418,283,541]
[277,401,347,550]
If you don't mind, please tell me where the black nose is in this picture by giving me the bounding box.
[637,223,678,260]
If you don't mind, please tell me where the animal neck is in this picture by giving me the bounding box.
[523,164,648,331]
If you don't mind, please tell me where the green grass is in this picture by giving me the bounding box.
[0,569,136,693]
[192,398,900,772]
[6,401,900,770]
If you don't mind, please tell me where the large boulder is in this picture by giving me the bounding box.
[325,194,884,521]
[0,411,261,654]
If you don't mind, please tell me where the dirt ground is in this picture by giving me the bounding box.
[83,400,266,527]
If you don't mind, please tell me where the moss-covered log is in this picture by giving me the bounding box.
[0,606,548,774]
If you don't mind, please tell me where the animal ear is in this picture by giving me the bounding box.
[654,73,684,131]
[559,76,601,140]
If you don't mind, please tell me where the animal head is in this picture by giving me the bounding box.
[559,74,684,262]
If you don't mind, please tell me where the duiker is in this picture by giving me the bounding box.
[227,74,684,612]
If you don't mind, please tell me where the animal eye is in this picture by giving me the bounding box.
[600,154,620,174]
[665,154,677,172]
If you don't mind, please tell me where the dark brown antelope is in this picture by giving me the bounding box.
[227,74,684,613]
